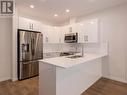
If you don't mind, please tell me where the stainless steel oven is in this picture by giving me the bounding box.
[64,33,78,43]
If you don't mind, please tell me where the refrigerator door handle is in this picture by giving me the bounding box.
[23,62,31,65]
[31,38,35,56]
[27,44,29,52]
[33,38,35,55]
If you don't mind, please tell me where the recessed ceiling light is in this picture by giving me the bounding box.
[66,9,70,13]
[30,5,34,8]
[80,23,84,26]
[54,14,58,17]
[54,26,57,29]
[90,21,94,24]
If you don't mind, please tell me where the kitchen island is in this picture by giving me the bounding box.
[39,53,107,95]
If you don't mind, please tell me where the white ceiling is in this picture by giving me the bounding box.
[16,0,127,25]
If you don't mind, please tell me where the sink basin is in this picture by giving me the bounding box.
[60,52,74,56]
[67,55,83,59]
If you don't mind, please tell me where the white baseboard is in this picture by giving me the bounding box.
[103,76,127,84]
[12,77,18,82]
[0,77,11,82]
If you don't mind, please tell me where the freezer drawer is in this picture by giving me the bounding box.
[31,61,39,77]
[19,61,39,80]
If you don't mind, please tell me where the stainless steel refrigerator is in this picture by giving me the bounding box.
[18,29,43,80]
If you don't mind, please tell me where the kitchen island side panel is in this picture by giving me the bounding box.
[56,58,102,95]
[39,62,56,95]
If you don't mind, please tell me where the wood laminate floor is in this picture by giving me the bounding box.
[0,77,127,95]
[82,78,127,95]
[0,77,38,95]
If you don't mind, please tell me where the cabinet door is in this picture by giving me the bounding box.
[53,27,62,43]
[49,27,62,43]
[19,17,30,30]
[71,24,78,33]
[76,23,84,43]
[47,26,55,43]
[42,25,57,43]
[30,20,42,32]
[85,19,98,43]
[42,25,50,43]
[60,27,65,43]
[42,26,62,44]
[79,19,98,43]
[63,25,70,34]
[19,17,42,31]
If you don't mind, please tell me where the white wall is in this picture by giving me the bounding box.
[0,18,12,81]
[77,4,127,83]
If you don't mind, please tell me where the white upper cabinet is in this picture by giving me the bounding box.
[41,25,49,43]
[18,17,30,30]
[61,19,99,43]
[78,19,99,43]
[18,17,42,31]
[48,27,59,43]
[62,24,76,35]
[18,17,98,43]
[52,27,62,43]
[63,25,70,34]
[42,26,62,43]
[31,20,42,31]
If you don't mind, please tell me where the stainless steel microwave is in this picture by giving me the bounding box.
[64,33,78,43]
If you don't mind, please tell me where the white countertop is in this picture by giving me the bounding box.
[39,53,107,68]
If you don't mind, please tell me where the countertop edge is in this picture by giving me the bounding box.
[39,53,108,69]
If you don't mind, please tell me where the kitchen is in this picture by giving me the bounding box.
[0,0,127,95]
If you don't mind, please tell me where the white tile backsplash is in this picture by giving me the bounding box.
[84,43,108,55]
[43,43,108,56]
[43,43,79,53]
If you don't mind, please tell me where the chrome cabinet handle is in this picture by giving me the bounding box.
[32,24,34,30]
[59,38,61,43]
[29,23,32,29]
[29,23,34,30]
[45,37,48,43]
[84,35,88,42]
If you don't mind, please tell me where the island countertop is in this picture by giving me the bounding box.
[39,53,107,68]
